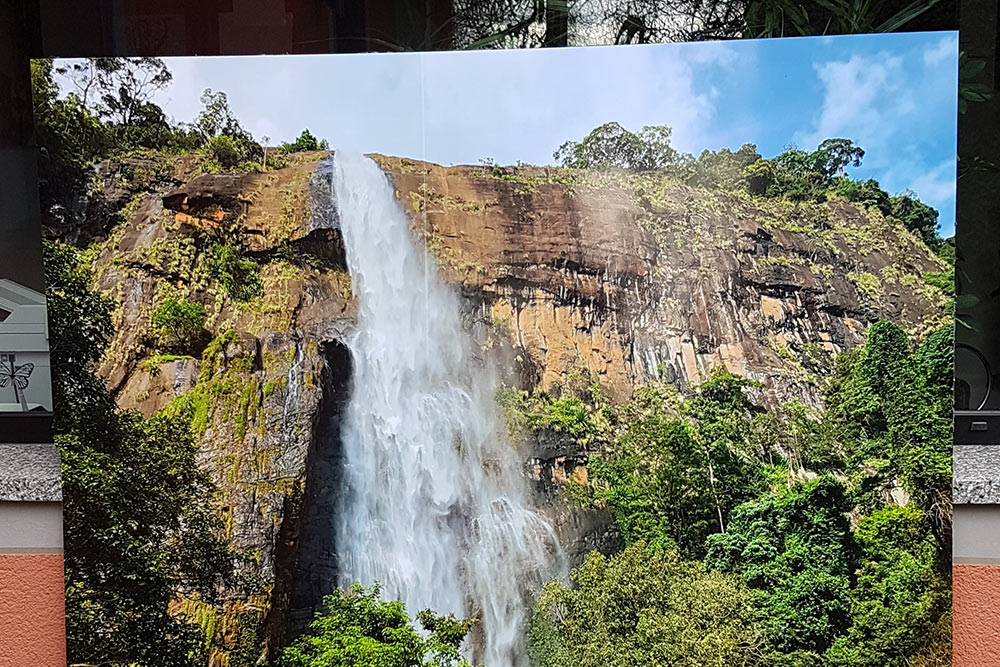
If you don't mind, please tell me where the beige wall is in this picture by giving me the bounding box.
[0,502,62,553]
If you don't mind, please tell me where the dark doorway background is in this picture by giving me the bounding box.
[0,0,994,409]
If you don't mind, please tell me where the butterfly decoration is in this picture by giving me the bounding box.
[0,359,34,412]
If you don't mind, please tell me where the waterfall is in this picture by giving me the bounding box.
[330,152,562,665]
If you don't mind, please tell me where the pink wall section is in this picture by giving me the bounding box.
[955,564,1000,666]
[0,554,66,667]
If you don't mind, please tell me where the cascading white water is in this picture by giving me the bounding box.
[331,152,562,665]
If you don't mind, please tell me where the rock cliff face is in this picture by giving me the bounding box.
[372,155,949,407]
[86,151,949,664]
[89,152,355,660]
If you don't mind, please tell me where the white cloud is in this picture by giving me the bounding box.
[419,43,726,165]
[798,53,912,154]
[795,43,956,235]
[909,159,957,207]
[924,34,958,66]
[682,40,739,68]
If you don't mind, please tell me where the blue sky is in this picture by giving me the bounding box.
[58,32,958,235]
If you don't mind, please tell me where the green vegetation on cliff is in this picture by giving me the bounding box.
[517,319,952,667]
[46,242,235,667]
[553,123,951,258]
[151,296,206,351]
[32,57,328,242]
[280,128,329,154]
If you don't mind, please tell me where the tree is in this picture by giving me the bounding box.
[528,542,764,667]
[768,148,827,201]
[890,192,941,250]
[57,57,172,125]
[763,139,867,201]
[588,397,720,558]
[444,0,940,50]
[194,88,243,140]
[55,58,106,108]
[151,297,206,351]
[45,241,233,667]
[43,240,116,437]
[553,122,681,171]
[205,135,242,170]
[31,60,109,227]
[281,128,327,153]
[279,583,476,667]
[705,476,853,658]
[825,506,950,666]
[57,57,173,127]
[688,143,762,190]
[585,372,765,559]
[826,320,952,541]
[912,326,953,414]
[831,177,891,216]
[193,89,263,169]
[776,399,841,471]
[815,138,865,177]
[887,326,953,549]
[686,369,769,534]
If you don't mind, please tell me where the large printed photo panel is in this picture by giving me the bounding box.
[39,33,956,666]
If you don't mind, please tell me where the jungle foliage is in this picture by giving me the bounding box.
[207,238,264,302]
[151,296,207,351]
[528,542,765,667]
[519,319,953,666]
[46,242,234,667]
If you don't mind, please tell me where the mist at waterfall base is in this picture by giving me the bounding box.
[330,152,563,665]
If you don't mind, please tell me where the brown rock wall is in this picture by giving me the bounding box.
[373,155,950,406]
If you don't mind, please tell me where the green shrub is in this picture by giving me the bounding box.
[208,240,262,302]
[151,297,206,351]
[280,128,327,153]
[934,237,955,263]
[686,144,762,191]
[890,193,941,250]
[743,158,774,195]
[206,135,241,169]
[922,269,954,295]
[831,177,891,215]
[825,506,950,666]
[705,476,853,656]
